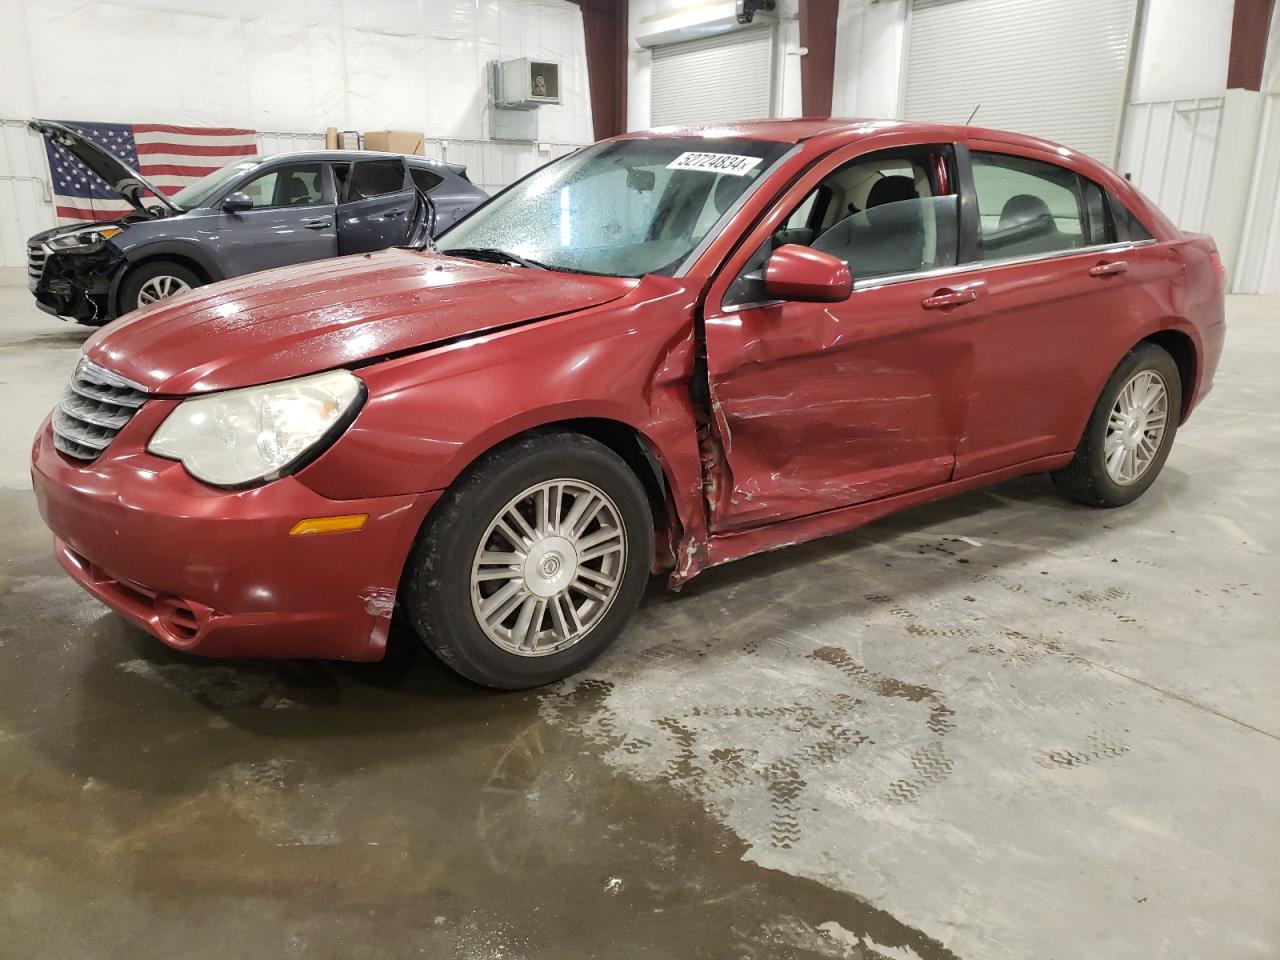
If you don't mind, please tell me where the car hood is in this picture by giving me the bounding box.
[29,119,180,216]
[84,248,637,394]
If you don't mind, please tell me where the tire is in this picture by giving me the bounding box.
[1051,342,1183,507]
[401,432,653,689]
[118,261,202,314]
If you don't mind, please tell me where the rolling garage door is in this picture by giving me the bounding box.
[903,0,1139,163]
[650,27,774,127]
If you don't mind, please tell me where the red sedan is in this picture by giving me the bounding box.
[31,119,1225,688]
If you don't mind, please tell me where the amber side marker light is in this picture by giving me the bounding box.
[289,514,369,536]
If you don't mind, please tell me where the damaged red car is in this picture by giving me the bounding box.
[31,119,1225,688]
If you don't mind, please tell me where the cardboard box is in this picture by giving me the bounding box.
[362,130,425,156]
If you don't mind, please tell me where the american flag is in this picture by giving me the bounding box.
[40,121,258,223]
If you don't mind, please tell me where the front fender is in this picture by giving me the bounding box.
[299,283,700,497]
[110,239,227,311]
[293,278,710,569]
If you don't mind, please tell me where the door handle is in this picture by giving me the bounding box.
[1088,260,1128,277]
[386,208,405,217]
[922,287,978,310]
[303,219,331,230]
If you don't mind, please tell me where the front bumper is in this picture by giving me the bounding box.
[31,411,440,661]
[30,243,125,323]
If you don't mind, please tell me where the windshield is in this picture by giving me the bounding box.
[439,137,789,277]
[171,159,261,210]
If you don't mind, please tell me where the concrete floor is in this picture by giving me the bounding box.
[0,272,1276,959]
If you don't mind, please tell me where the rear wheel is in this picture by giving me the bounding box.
[1051,342,1182,507]
[119,261,201,314]
[402,432,653,689]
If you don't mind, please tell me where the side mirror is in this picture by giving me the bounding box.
[222,191,253,213]
[763,244,852,302]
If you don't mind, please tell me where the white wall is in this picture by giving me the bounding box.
[830,0,907,119]
[1131,0,1233,101]
[0,0,594,267]
[0,0,592,145]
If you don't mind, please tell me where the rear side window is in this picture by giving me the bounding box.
[1081,177,1113,245]
[1109,192,1155,242]
[971,152,1084,259]
[347,160,406,200]
[410,168,444,193]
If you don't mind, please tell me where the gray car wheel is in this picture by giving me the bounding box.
[119,261,202,316]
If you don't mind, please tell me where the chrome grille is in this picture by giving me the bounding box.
[27,242,48,287]
[52,360,149,461]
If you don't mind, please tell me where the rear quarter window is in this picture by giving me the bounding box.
[411,168,444,193]
[1108,192,1155,242]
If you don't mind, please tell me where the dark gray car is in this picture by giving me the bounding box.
[26,120,487,324]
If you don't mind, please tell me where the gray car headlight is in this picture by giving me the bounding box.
[148,370,365,487]
[48,225,123,251]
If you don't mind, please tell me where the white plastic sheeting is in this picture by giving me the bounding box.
[0,0,593,267]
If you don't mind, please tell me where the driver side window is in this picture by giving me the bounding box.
[239,163,326,209]
[725,146,960,307]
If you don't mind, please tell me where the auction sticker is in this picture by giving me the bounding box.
[666,152,763,175]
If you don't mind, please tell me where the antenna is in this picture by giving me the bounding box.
[965,104,981,125]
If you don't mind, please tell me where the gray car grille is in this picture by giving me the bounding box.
[52,360,149,461]
[27,242,48,284]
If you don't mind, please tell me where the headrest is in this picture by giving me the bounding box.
[999,193,1053,230]
[866,175,918,209]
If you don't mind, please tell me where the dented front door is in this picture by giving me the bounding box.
[699,140,976,531]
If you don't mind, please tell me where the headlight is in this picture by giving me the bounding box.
[148,370,364,487]
[48,225,124,251]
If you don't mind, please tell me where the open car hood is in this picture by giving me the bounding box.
[84,248,636,395]
[29,119,180,216]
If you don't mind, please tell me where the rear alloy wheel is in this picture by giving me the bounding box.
[119,261,201,314]
[1102,370,1170,486]
[1052,342,1183,507]
[403,432,653,689]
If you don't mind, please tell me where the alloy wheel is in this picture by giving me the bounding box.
[470,478,627,657]
[137,274,191,307]
[1104,369,1169,485]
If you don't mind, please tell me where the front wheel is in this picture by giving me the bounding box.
[119,261,202,314]
[401,432,653,689]
[1052,342,1183,507]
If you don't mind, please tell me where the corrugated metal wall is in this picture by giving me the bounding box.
[1117,98,1225,234]
[0,121,55,272]
[1235,93,1280,294]
[650,27,775,127]
[904,0,1139,163]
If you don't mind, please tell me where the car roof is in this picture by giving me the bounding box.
[261,149,453,167]
[616,117,1075,155]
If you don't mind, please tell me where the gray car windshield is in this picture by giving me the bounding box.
[171,159,261,210]
[438,137,788,277]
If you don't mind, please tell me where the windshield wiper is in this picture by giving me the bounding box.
[440,246,549,270]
